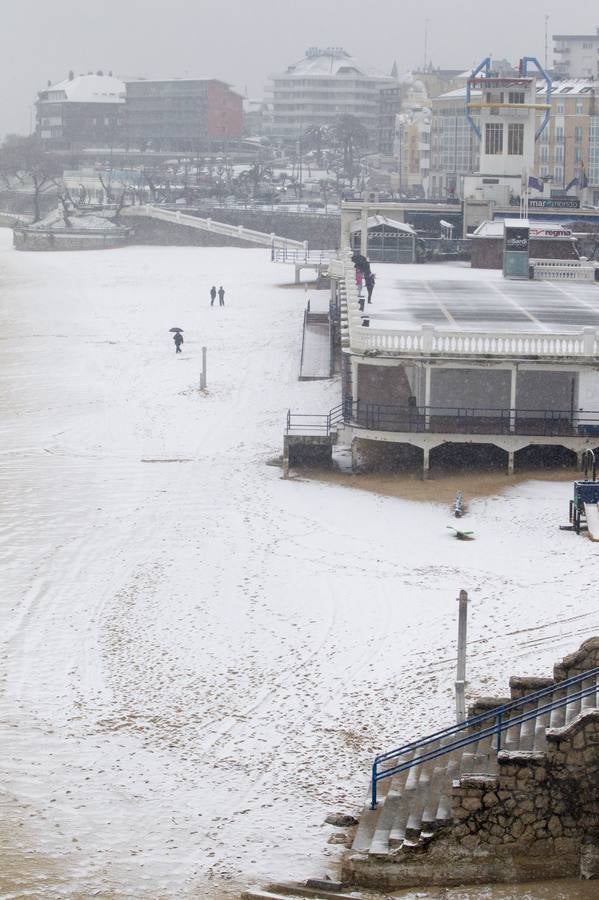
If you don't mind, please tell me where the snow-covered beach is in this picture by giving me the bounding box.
[1,228,599,898]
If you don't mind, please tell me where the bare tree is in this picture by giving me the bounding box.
[0,134,62,221]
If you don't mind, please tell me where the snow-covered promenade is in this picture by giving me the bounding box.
[1,229,599,897]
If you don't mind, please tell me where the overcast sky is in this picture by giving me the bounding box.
[1,0,595,138]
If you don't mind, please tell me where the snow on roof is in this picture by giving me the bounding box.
[43,74,125,103]
[473,219,574,239]
[276,48,393,81]
[349,215,416,234]
[550,79,597,95]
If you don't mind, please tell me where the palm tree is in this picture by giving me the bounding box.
[303,125,329,168]
[330,115,368,188]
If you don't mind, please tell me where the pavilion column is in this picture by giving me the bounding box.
[507,449,515,476]
[351,438,359,473]
[424,365,432,430]
[360,207,368,256]
[422,446,430,480]
[509,366,517,433]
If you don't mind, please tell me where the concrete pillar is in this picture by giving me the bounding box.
[424,365,431,430]
[283,437,289,479]
[340,209,352,250]
[360,206,368,256]
[422,446,430,480]
[295,265,300,284]
[351,356,359,402]
[507,450,515,476]
[351,438,359,473]
[509,366,517,433]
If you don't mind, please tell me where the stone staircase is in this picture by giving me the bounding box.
[342,638,599,889]
[241,640,599,897]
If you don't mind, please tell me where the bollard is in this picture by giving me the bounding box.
[455,589,469,723]
[200,346,207,390]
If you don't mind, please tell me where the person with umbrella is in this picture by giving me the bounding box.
[170,327,184,353]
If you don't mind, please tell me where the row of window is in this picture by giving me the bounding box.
[484,122,524,155]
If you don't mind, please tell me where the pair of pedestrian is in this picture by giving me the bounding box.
[210,285,225,307]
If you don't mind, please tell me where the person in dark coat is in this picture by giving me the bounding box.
[210,285,217,306]
[365,271,376,304]
[218,285,225,307]
[173,332,184,353]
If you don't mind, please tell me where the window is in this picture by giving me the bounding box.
[575,126,583,144]
[555,145,564,163]
[508,91,525,104]
[575,148,582,162]
[577,101,584,114]
[540,145,548,163]
[508,122,524,155]
[485,122,503,154]
[555,126,564,143]
[554,165,563,184]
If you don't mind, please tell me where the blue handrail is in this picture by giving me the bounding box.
[371,665,599,809]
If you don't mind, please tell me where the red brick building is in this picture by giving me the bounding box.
[125,78,242,152]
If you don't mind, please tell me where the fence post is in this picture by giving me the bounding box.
[456,589,469,724]
[371,762,378,809]
[200,346,207,390]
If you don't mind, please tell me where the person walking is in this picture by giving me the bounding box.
[210,285,217,306]
[365,271,376,304]
[173,331,184,353]
[218,285,225,307]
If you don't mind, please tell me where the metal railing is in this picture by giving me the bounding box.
[286,401,599,439]
[371,665,599,809]
[272,247,335,265]
[286,402,345,435]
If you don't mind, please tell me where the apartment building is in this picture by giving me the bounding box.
[553,30,599,79]
[37,73,125,150]
[268,47,397,145]
[125,79,242,152]
[535,80,596,194]
[429,86,480,198]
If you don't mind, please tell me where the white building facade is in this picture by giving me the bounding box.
[553,30,599,79]
[268,47,397,145]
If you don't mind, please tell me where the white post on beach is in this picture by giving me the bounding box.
[200,346,207,390]
[455,589,469,724]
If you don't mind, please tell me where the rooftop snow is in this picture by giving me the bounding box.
[366,262,599,333]
[43,74,125,103]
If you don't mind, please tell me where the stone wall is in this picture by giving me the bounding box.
[125,215,253,248]
[125,207,340,249]
[13,229,130,251]
[198,207,340,250]
[448,710,599,879]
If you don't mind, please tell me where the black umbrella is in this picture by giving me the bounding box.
[169,327,184,333]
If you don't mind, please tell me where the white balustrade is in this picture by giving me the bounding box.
[351,324,596,357]
[530,258,598,282]
[329,258,599,360]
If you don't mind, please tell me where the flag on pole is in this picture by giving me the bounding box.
[565,175,578,192]
[527,175,544,192]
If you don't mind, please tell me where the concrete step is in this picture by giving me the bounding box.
[260,881,363,899]
[351,669,599,861]
[242,887,363,900]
